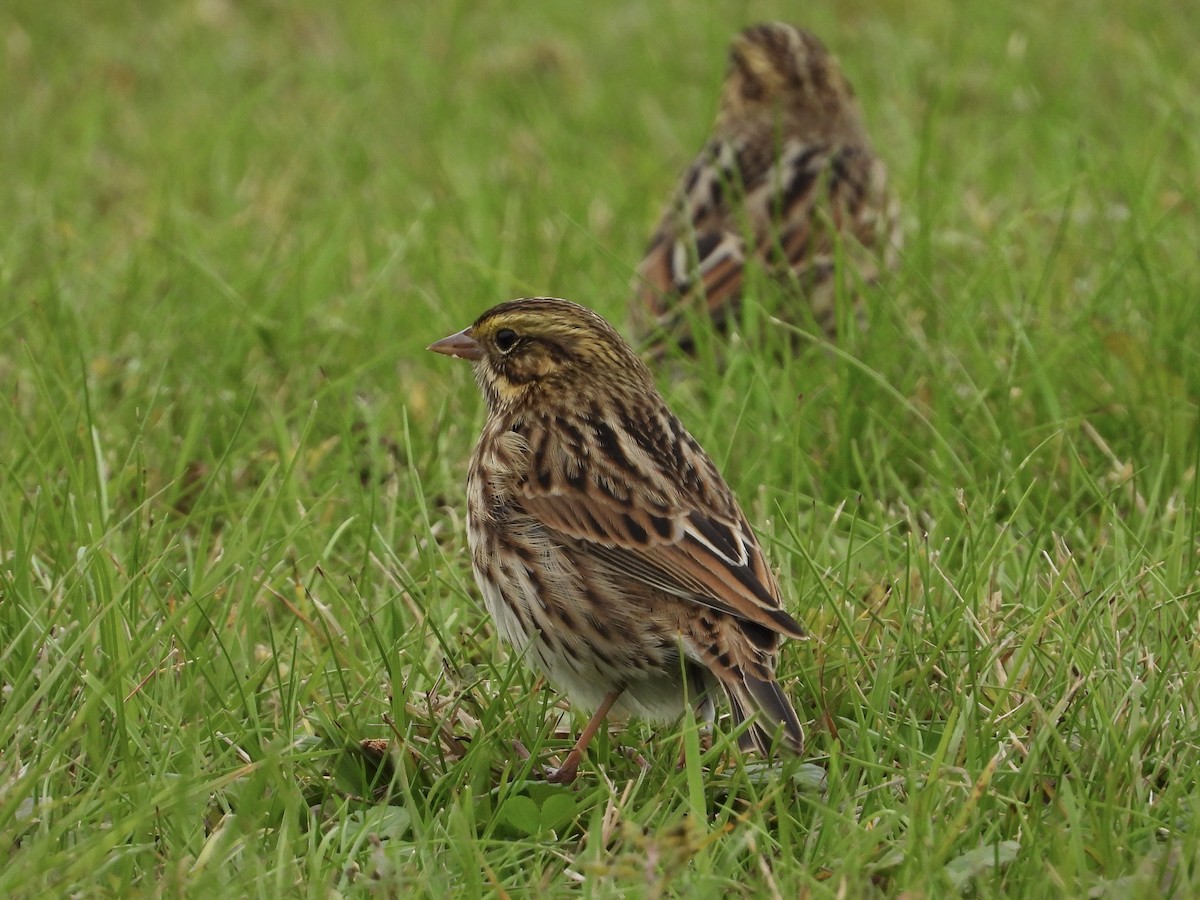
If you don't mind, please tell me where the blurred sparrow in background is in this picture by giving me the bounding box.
[632,22,900,355]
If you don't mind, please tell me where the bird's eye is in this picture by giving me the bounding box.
[494,328,519,353]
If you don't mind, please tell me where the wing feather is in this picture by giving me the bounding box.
[632,132,896,351]
[519,486,804,640]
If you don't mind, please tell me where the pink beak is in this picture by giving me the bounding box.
[427,327,484,361]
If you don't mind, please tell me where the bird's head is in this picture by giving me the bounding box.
[718,23,863,138]
[428,298,654,414]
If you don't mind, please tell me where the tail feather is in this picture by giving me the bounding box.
[726,685,758,753]
[684,626,804,756]
[726,673,804,755]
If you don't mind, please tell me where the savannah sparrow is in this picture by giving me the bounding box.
[430,297,804,783]
[631,22,900,354]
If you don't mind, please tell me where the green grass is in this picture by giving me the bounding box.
[2,0,1198,895]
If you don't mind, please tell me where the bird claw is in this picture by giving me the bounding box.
[511,738,578,783]
[544,763,579,785]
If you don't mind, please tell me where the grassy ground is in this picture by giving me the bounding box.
[2,0,1198,895]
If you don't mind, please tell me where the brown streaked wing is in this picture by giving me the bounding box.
[737,139,893,304]
[742,140,832,270]
[633,229,746,322]
[518,483,804,640]
[631,233,674,315]
[693,231,748,321]
[632,138,756,317]
[635,137,851,335]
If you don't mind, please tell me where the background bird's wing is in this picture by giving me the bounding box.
[518,478,804,639]
[631,138,756,336]
[744,140,896,288]
[632,135,895,345]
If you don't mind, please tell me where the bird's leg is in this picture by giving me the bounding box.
[546,689,622,785]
